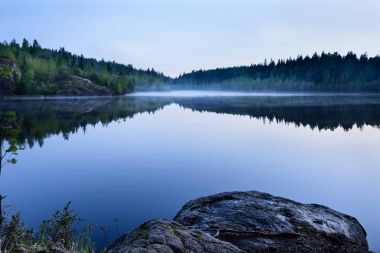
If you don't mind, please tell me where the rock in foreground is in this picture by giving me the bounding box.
[175,191,368,252]
[107,219,242,253]
[108,191,369,253]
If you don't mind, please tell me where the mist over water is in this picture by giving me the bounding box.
[128,91,312,97]
[128,90,379,97]
[1,92,380,251]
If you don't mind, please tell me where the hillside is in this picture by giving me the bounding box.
[0,39,170,96]
[174,52,380,92]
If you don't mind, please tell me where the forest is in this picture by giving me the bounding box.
[2,39,380,94]
[174,52,380,91]
[0,39,168,96]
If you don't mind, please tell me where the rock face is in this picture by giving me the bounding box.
[107,219,242,253]
[55,75,113,96]
[174,191,369,253]
[107,191,369,253]
[0,57,20,96]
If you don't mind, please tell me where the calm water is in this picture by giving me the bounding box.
[1,92,380,251]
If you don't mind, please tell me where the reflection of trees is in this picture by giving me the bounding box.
[0,97,170,148]
[1,95,380,149]
[175,96,380,131]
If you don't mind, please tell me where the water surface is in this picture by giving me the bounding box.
[1,92,379,251]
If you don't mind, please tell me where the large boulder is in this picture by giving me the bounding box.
[107,191,369,253]
[174,191,369,253]
[55,75,113,96]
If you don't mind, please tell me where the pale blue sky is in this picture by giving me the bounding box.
[1,0,379,76]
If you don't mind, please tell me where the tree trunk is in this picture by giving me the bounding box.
[0,127,3,249]
[0,194,3,231]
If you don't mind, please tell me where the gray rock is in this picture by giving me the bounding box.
[55,75,113,96]
[174,191,369,253]
[0,57,21,96]
[107,191,369,252]
[107,219,242,253]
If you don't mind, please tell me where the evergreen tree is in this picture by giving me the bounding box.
[22,39,29,50]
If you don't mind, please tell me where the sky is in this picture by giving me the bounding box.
[1,0,379,77]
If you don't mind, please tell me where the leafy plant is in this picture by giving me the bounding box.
[1,213,33,252]
[37,201,78,249]
[0,111,24,170]
[1,202,98,253]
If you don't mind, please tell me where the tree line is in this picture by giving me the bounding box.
[2,39,380,94]
[0,39,169,95]
[174,52,380,91]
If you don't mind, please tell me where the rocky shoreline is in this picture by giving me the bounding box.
[54,75,113,96]
[107,191,369,253]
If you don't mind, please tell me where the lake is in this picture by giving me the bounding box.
[1,91,380,251]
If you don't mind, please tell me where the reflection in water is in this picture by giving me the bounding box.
[0,93,380,251]
[1,94,380,146]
